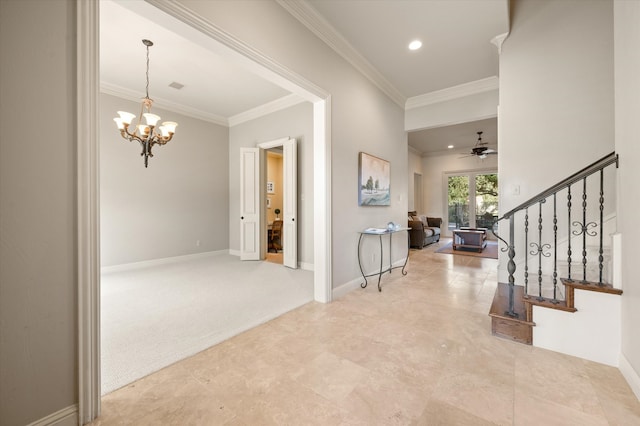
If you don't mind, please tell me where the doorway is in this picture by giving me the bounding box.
[445,171,498,235]
[266,148,284,264]
[78,2,332,421]
[247,137,297,269]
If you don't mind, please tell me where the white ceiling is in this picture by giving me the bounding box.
[306,0,508,98]
[100,0,293,124]
[100,0,508,152]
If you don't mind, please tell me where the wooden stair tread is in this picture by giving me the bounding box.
[561,278,623,295]
[523,295,577,312]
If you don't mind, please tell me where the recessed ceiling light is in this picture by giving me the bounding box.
[448,145,454,149]
[408,40,422,51]
[169,81,184,90]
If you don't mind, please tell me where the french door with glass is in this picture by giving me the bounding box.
[446,171,498,236]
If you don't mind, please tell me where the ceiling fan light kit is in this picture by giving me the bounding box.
[461,131,497,159]
[113,39,178,168]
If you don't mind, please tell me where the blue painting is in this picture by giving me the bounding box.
[358,152,390,206]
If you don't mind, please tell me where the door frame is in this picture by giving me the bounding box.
[77,0,332,421]
[258,137,298,268]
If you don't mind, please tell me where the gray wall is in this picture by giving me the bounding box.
[499,0,614,214]
[180,0,408,287]
[228,102,314,266]
[614,0,640,392]
[0,0,77,424]
[100,93,229,267]
[498,0,615,283]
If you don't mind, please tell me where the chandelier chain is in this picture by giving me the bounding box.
[145,43,150,100]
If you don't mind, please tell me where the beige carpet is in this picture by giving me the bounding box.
[101,253,313,395]
[435,240,499,259]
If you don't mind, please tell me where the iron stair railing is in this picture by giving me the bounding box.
[493,152,619,318]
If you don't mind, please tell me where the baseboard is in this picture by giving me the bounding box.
[299,261,314,271]
[101,250,228,274]
[27,404,78,426]
[227,250,314,271]
[332,277,362,299]
[620,353,640,401]
[333,259,407,299]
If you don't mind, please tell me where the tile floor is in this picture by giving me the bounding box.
[91,240,640,425]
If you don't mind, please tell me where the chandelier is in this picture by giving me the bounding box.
[113,39,178,168]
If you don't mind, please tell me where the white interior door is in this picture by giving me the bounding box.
[282,138,298,268]
[240,147,261,260]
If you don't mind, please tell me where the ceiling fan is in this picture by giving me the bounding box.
[462,131,497,159]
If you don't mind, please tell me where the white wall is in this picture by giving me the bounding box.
[0,1,77,424]
[182,0,408,287]
[229,102,315,266]
[421,152,498,228]
[614,0,640,397]
[405,89,499,132]
[499,0,615,281]
[100,93,230,267]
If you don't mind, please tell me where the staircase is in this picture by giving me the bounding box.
[489,152,622,365]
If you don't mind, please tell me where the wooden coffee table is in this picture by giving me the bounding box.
[453,228,487,252]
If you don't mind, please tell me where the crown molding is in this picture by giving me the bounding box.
[228,94,306,127]
[408,145,422,156]
[276,0,406,107]
[405,76,499,110]
[491,32,509,54]
[102,82,308,128]
[100,81,229,126]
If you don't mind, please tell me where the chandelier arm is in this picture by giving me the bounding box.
[120,126,144,144]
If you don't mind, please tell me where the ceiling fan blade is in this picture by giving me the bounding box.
[483,149,497,154]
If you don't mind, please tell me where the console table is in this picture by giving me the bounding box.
[357,227,410,292]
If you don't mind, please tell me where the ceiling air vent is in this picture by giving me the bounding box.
[168,81,184,90]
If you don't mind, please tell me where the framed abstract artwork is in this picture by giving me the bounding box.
[358,152,390,206]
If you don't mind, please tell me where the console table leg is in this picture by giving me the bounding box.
[357,233,368,289]
[377,235,383,292]
[401,230,409,276]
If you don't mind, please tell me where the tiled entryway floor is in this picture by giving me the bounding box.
[92,241,640,425]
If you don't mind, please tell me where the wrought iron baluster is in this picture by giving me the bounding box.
[567,185,572,282]
[581,177,588,283]
[524,208,529,297]
[571,177,598,285]
[505,215,517,318]
[552,193,558,303]
[536,201,544,301]
[530,200,551,301]
[598,169,604,285]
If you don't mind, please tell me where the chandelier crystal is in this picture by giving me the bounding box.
[113,39,177,168]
